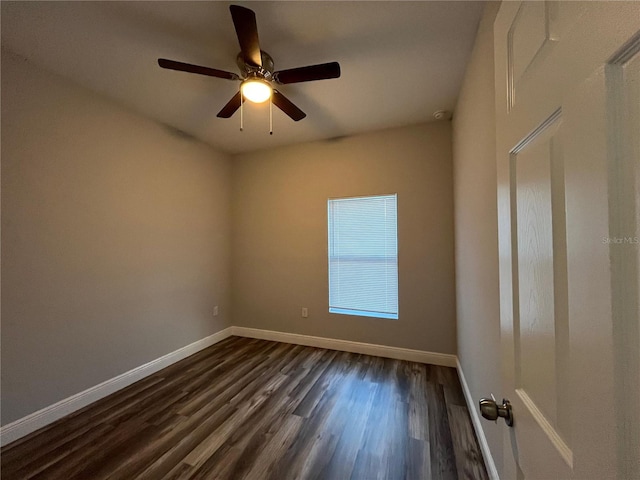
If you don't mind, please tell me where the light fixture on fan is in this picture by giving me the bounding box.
[241,78,272,103]
[237,75,274,133]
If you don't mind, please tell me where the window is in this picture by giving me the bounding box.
[328,194,398,320]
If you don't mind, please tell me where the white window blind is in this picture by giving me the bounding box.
[328,194,398,320]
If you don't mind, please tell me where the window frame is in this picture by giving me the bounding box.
[327,193,399,320]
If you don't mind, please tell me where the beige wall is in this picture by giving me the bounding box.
[452,2,503,475]
[231,122,456,353]
[1,52,232,425]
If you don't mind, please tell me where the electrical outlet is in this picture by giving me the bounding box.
[213,306,219,316]
[301,307,308,318]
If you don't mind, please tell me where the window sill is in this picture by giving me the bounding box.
[329,307,398,320]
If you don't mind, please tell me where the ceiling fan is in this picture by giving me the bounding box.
[158,4,341,123]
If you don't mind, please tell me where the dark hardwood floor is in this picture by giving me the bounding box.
[1,336,488,480]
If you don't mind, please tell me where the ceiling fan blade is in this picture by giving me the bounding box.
[158,59,239,80]
[217,91,244,118]
[229,5,262,68]
[274,62,341,84]
[272,90,306,121]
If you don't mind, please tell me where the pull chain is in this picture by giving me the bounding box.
[240,89,244,132]
[269,95,273,135]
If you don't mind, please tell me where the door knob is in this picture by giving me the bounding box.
[479,396,514,427]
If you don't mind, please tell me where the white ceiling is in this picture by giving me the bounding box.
[1,1,484,154]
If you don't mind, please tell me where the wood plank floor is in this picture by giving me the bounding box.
[1,336,488,480]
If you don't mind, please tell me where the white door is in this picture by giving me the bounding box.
[494,2,639,479]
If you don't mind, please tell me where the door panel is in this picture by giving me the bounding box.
[511,112,571,455]
[606,34,640,479]
[495,2,640,478]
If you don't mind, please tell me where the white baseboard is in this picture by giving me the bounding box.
[1,325,459,448]
[0,327,234,447]
[456,358,500,480]
[231,326,457,367]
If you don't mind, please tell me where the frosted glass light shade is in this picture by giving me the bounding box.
[241,79,272,103]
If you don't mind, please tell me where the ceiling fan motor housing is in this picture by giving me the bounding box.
[237,51,275,80]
